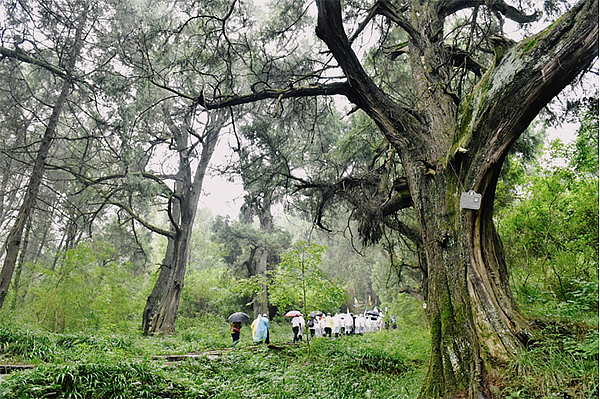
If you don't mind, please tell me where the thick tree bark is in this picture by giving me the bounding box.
[142,108,224,335]
[315,0,598,397]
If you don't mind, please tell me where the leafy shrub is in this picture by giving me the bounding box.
[178,266,244,319]
[8,242,150,334]
[0,325,55,362]
[1,361,194,399]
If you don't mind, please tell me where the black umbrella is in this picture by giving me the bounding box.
[228,312,250,323]
[366,310,379,316]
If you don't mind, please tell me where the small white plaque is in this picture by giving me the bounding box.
[460,190,482,210]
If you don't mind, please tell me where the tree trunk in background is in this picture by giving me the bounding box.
[142,108,225,335]
[10,218,31,310]
[253,205,274,317]
[253,248,269,317]
[0,8,87,310]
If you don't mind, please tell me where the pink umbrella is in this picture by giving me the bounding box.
[285,310,302,317]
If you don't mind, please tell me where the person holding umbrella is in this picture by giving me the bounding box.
[227,312,250,347]
[231,321,242,347]
[291,314,306,343]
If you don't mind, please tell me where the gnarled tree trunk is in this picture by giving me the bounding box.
[315,0,598,396]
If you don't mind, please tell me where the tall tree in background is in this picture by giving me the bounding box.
[140,105,228,334]
[0,0,163,313]
[0,0,92,310]
[212,215,292,318]
[231,104,342,316]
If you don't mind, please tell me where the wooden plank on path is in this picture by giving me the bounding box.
[0,364,36,374]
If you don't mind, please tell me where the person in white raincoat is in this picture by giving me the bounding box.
[250,314,261,341]
[332,313,342,337]
[255,314,269,343]
[315,315,323,338]
[323,313,334,338]
[355,314,366,335]
[344,313,354,335]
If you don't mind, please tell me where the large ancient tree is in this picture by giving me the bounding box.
[196,0,598,396]
[316,1,596,396]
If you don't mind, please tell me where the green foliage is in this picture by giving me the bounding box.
[497,127,599,319]
[212,216,292,277]
[572,101,599,176]
[375,291,428,330]
[494,107,599,397]
[1,361,181,399]
[178,266,243,319]
[188,209,227,272]
[0,325,55,362]
[4,241,149,333]
[269,241,347,314]
[0,321,429,399]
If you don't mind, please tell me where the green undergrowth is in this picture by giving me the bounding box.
[500,319,599,399]
[497,278,600,399]
[0,320,430,399]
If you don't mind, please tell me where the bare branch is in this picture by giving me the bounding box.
[0,46,70,80]
[73,172,175,197]
[373,0,423,46]
[106,199,175,239]
[438,0,540,23]
[204,82,352,109]
[348,0,409,44]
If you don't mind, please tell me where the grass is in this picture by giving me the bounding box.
[505,278,599,399]
[500,319,599,399]
[0,311,596,398]
[0,318,430,399]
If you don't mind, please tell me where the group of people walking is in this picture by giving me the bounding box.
[231,310,392,347]
[305,312,388,338]
[288,311,390,343]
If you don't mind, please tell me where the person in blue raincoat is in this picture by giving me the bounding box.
[254,314,270,344]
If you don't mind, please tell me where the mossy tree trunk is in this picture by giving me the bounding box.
[315,0,598,396]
